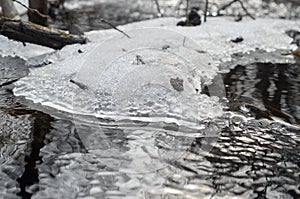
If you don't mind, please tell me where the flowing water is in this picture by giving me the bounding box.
[0,55,299,199]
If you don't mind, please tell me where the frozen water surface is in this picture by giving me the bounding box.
[13,18,297,123]
[14,24,221,125]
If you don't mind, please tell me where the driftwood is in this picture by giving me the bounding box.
[0,18,88,49]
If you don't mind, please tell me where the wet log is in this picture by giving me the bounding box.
[0,18,88,49]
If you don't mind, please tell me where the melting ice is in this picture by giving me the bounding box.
[10,17,298,127]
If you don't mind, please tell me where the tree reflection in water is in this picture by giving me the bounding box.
[225,62,300,125]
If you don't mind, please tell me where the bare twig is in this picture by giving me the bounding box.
[217,0,255,20]
[217,0,238,15]
[237,0,255,20]
[153,0,163,17]
[100,18,131,38]
[12,0,50,19]
[204,0,209,22]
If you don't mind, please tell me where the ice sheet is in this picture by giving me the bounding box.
[11,17,298,125]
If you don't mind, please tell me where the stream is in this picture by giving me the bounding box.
[1,55,299,199]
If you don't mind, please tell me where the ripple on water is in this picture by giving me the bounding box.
[17,108,298,199]
[28,117,222,198]
[159,116,300,198]
[10,62,299,198]
[0,113,32,198]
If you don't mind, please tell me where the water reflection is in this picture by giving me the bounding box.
[17,111,54,199]
[255,63,300,124]
[172,121,300,198]
[224,63,300,125]
[21,109,299,198]
[27,117,220,198]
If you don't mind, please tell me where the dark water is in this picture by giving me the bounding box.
[219,63,300,198]
[224,63,300,125]
[0,55,299,198]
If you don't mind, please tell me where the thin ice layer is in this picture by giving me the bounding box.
[13,18,297,123]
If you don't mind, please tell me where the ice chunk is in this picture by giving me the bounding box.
[14,27,224,127]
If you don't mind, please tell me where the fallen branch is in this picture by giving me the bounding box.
[0,18,87,49]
